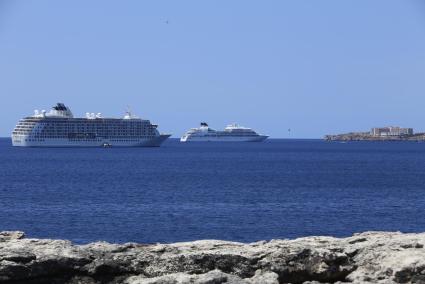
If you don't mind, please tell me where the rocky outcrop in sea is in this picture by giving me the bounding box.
[1,231,425,283]
[324,132,425,141]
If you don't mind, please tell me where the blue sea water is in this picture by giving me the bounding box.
[1,138,425,244]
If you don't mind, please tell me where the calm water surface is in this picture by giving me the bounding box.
[0,138,424,243]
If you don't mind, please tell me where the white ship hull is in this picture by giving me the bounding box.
[180,135,268,142]
[12,134,170,147]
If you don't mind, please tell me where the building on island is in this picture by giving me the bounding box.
[371,126,413,137]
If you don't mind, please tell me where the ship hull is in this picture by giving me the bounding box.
[12,134,171,147]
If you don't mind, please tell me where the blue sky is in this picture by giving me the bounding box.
[1,0,425,138]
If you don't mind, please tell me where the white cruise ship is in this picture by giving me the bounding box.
[180,122,268,142]
[12,103,171,147]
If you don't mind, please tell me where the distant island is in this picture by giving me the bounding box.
[325,126,425,141]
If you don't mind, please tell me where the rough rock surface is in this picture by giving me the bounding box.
[1,231,425,283]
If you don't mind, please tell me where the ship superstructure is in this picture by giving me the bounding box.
[180,122,268,142]
[12,103,170,147]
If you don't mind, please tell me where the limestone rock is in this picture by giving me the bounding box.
[124,269,279,284]
[1,231,425,283]
[0,231,25,242]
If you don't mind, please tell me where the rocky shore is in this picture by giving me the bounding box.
[324,132,425,141]
[1,231,425,284]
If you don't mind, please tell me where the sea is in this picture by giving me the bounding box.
[1,138,424,244]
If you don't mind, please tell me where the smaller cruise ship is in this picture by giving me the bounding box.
[180,123,268,142]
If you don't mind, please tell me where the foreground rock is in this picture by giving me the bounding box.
[1,231,425,283]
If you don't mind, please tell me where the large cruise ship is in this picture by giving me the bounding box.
[12,103,171,147]
[180,122,268,142]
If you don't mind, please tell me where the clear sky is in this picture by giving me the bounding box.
[1,0,425,138]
